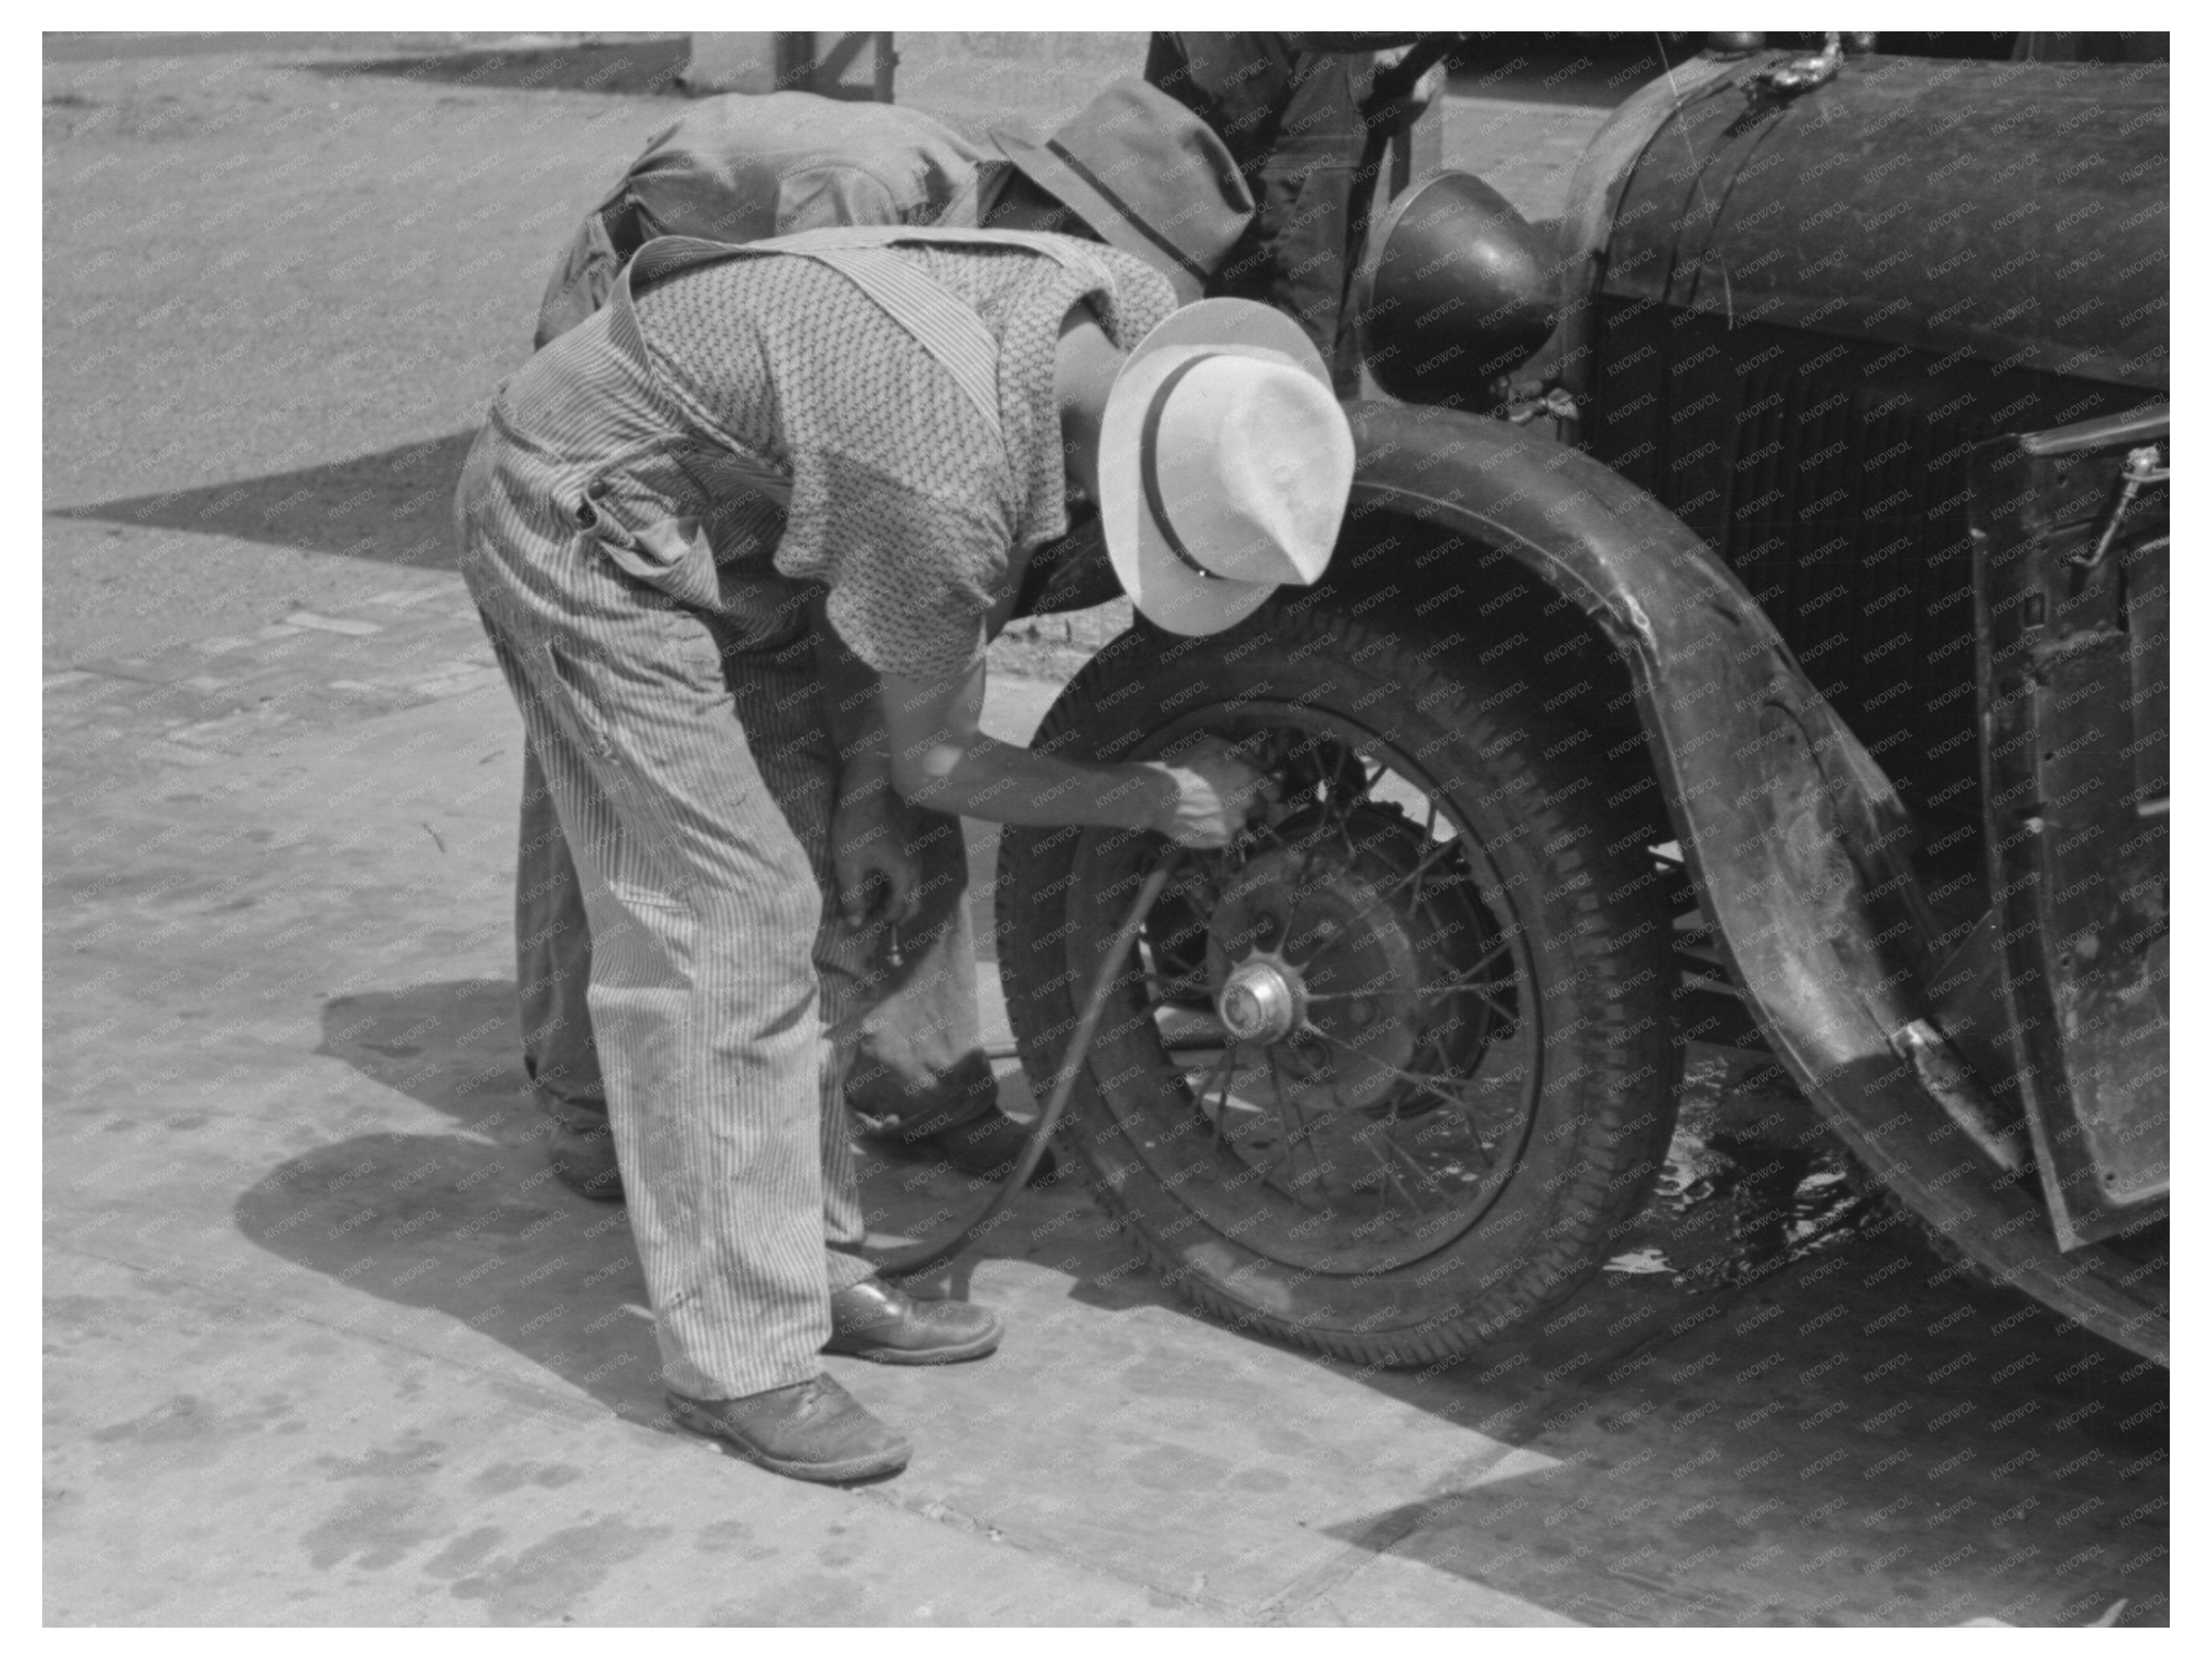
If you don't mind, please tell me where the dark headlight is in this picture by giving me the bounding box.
[1354,171,1556,406]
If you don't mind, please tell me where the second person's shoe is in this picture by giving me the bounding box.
[548,1116,625,1202]
[825,1278,1003,1365]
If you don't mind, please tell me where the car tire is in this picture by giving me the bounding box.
[994,601,1681,1366]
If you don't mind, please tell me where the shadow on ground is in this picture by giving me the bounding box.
[232,978,668,1420]
[54,432,474,570]
[306,37,690,97]
[232,978,1179,1422]
[233,978,2168,1625]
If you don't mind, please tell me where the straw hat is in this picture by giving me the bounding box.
[991,79,1255,305]
[1098,300,1355,637]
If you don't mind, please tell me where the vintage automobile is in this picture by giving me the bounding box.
[991,35,2169,1366]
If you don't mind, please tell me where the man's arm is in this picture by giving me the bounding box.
[874,657,1268,847]
[806,590,888,769]
[807,592,920,925]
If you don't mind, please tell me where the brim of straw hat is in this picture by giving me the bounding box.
[1098,299,1336,637]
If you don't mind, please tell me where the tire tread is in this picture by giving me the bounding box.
[995,602,1678,1367]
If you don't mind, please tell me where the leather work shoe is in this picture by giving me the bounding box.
[826,1278,1003,1365]
[915,1104,1057,1184]
[667,1376,911,1482]
[548,1117,624,1203]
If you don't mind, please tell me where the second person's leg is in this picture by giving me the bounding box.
[514,738,617,1196]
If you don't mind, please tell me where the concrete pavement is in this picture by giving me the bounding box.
[42,581,2168,1624]
[43,614,1581,1624]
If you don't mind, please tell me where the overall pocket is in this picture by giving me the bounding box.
[574,478,724,613]
[576,442,803,647]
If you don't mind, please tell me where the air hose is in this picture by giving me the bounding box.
[867,855,1180,1279]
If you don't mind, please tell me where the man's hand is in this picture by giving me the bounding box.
[831,770,920,929]
[1148,736,1278,848]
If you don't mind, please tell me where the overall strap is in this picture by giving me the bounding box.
[796,245,1004,443]
[764,226,1097,445]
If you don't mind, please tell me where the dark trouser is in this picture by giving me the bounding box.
[1144,32,1383,395]
[515,733,1000,1145]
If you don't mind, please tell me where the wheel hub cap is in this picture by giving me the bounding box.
[1206,834,1426,1109]
[1217,960,1299,1044]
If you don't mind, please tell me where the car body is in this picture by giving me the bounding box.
[1352,40,2170,1354]
[1001,37,2167,1364]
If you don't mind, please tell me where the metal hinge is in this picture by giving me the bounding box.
[2071,443,2169,572]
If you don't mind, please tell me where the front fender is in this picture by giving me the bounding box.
[1342,400,2165,1362]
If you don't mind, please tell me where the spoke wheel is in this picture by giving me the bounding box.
[997,604,1679,1365]
[1099,736,1538,1274]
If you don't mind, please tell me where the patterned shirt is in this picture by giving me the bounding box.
[631,241,1174,681]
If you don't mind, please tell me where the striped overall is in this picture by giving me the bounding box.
[457,226,1094,1399]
